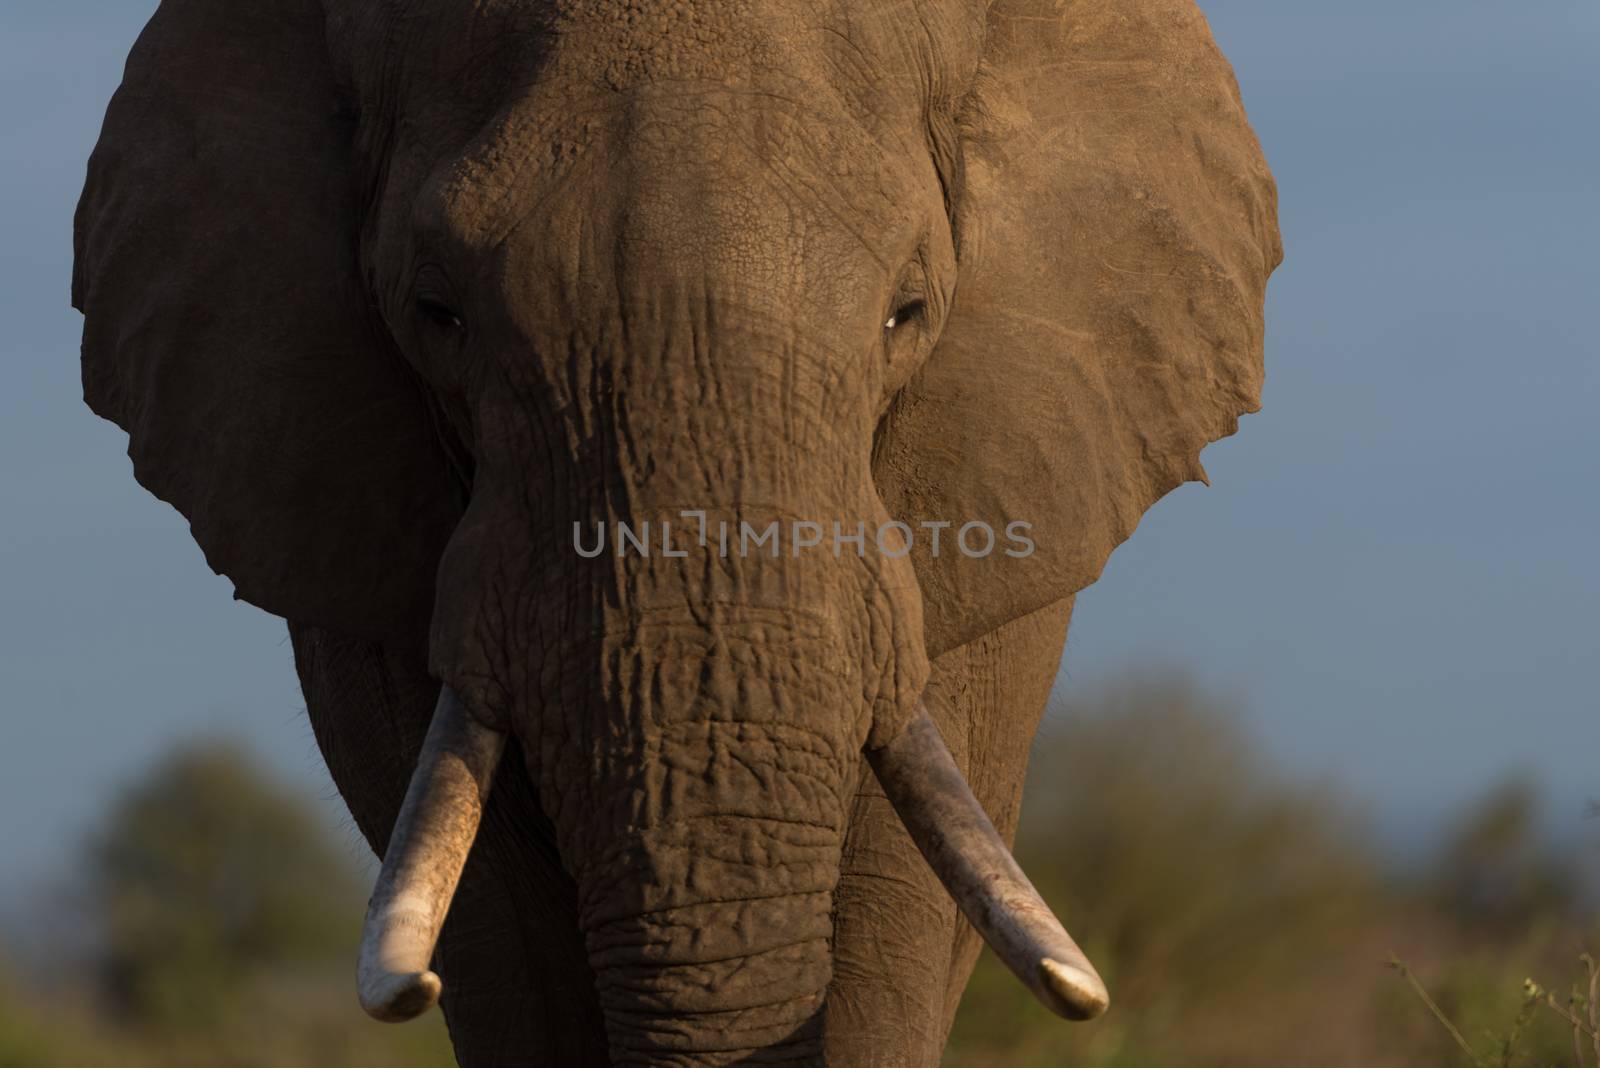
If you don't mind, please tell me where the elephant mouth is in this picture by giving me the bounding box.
[355,685,1109,1026]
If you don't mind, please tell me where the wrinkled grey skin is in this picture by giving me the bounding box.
[74,0,1279,1063]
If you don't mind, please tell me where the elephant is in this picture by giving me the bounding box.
[72,0,1279,1063]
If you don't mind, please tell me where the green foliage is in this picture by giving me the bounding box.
[87,742,361,1028]
[1387,956,1600,1068]
[0,977,61,1068]
[1428,780,1578,933]
[2,740,454,1067]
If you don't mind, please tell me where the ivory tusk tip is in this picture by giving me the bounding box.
[359,969,443,1023]
[1038,958,1110,1021]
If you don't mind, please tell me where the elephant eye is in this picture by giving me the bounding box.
[416,295,465,331]
[885,299,927,331]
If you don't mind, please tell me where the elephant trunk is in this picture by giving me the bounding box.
[545,618,860,1062]
[580,820,837,1061]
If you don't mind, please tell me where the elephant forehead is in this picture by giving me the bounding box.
[427,81,919,276]
[551,0,805,90]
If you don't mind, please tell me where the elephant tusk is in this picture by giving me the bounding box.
[357,685,507,1023]
[866,703,1110,1022]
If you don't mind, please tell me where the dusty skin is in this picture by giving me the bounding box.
[73,0,1279,1063]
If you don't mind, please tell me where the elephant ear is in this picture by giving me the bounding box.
[73,0,459,645]
[875,0,1281,657]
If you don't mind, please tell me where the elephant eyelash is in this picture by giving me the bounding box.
[416,295,465,331]
[889,295,928,329]
[885,299,927,331]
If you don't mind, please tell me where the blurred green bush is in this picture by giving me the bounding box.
[0,742,454,1068]
[946,675,1596,1068]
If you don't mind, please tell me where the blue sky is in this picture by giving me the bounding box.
[1,0,1596,896]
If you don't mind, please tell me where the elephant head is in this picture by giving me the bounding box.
[75,0,1278,1059]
